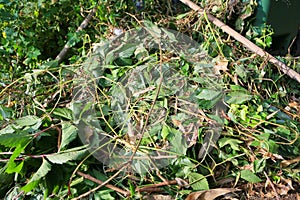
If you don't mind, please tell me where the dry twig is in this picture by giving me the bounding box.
[179,0,300,83]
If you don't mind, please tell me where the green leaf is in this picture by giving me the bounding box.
[161,125,169,140]
[0,105,12,120]
[21,158,52,192]
[60,122,78,150]
[15,115,41,127]
[196,89,222,100]
[117,43,137,58]
[226,91,252,104]
[53,108,74,120]
[240,170,262,183]
[0,133,31,148]
[218,137,243,151]
[169,128,187,155]
[189,172,209,190]
[6,143,27,173]
[46,148,87,164]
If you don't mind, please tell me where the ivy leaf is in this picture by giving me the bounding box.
[189,172,209,190]
[59,122,78,150]
[240,169,262,183]
[21,158,52,192]
[218,137,243,151]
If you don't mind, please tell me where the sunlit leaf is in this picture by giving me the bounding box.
[53,108,74,120]
[21,158,52,192]
[46,148,87,164]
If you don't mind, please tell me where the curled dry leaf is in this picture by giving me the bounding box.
[281,156,300,167]
[213,59,229,74]
[144,194,173,200]
[185,188,239,200]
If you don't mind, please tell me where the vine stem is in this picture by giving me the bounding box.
[180,0,300,83]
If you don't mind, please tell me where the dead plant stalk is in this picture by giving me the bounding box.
[179,0,300,83]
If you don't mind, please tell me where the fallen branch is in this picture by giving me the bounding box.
[77,171,129,196]
[179,0,300,83]
[55,4,98,64]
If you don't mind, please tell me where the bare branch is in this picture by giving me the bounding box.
[180,0,300,83]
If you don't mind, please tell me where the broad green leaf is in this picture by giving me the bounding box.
[0,124,16,135]
[15,115,41,127]
[218,137,243,151]
[169,128,187,155]
[143,20,161,37]
[0,105,12,120]
[53,108,74,120]
[21,158,52,192]
[240,169,262,183]
[189,172,209,190]
[0,133,31,148]
[161,125,169,140]
[46,148,87,164]
[226,91,252,104]
[6,143,27,173]
[196,89,222,100]
[60,122,78,150]
[117,43,137,58]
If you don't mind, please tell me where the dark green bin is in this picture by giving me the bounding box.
[255,0,300,55]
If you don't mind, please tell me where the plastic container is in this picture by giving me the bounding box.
[255,0,300,55]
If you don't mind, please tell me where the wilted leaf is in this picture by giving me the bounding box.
[143,194,174,200]
[186,188,238,200]
[213,59,228,74]
[281,156,300,167]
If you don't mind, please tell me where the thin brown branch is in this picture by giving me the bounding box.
[71,164,129,199]
[136,180,178,192]
[179,0,300,83]
[55,4,98,64]
[76,171,129,196]
[264,171,280,200]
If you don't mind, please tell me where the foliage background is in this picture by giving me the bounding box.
[0,0,300,199]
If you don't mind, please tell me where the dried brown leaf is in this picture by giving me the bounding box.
[185,188,239,200]
[144,194,173,200]
[213,60,228,74]
[281,156,300,167]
